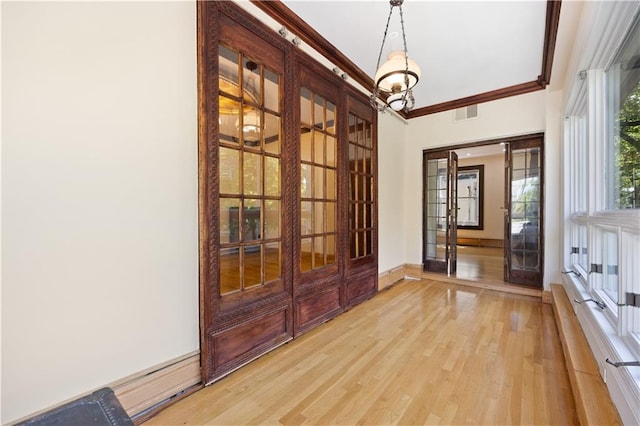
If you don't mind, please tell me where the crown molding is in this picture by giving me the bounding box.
[250,0,562,119]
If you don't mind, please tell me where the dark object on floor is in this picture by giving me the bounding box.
[16,387,132,426]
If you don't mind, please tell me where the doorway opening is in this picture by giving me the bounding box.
[422,133,544,290]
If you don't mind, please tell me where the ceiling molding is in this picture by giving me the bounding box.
[407,80,543,118]
[250,0,374,95]
[409,0,562,118]
[539,0,562,88]
[249,0,562,120]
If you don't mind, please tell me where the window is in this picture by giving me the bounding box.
[457,165,484,229]
[564,6,640,405]
[621,231,640,345]
[578,223,589,275]
[606,16,640,210]
[592,227,619,310]
[568,113,588,213]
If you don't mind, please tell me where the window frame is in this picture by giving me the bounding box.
[562,6,640,422]
[456,165,484,230]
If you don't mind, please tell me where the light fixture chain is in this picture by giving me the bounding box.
[374,4,396,82]
[398,3,411,106]
[370,0,419,113]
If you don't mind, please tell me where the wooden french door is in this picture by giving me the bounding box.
[198,3,294,384]
[293,56,343,335]
[344,91,378,308]
[504,137,544,287]
[292,69,378,332]
[422,134,543,287]
[198,2,378,384]
[423,150,458,274]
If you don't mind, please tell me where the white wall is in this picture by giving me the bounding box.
[377,113,407,273]
[1,2,199,423]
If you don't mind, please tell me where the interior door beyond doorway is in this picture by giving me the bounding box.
[423,151,458,275]
[504,137,544,287]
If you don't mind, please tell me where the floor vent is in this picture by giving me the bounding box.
[454,104,478,121]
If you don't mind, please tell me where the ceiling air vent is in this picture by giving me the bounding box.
[454,104,478,121]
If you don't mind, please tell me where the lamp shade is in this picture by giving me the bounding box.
[387,92,408,111]
[374,50,421,93]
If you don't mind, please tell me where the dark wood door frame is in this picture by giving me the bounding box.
[423,150,458,275]
[422,132,545,288]
[504,136,545,288]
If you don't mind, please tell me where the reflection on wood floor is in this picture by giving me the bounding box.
[423,245,541,298]
[456,245,503,282]
[144,279,577,425]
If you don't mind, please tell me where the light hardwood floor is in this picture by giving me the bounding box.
[422,246,542,299]
[144,279,577,425]
[455,246,504,282]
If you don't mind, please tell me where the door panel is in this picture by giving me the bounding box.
[199,1,380,383]
[199,3,293,384]
[423,151,457,275]
[295,285,341,330]
[449,152,458,274]
[504,137,544,287]
[345,91,378,307]
[294,56,343,335]
[211,307,290,370]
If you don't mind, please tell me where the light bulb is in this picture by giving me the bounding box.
[387,92,407,111]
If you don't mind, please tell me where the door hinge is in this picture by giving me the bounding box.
[570,246,579,254]
[505,160,510,168]
[590,263,602,274]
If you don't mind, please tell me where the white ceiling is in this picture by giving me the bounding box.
[281,0,548,111]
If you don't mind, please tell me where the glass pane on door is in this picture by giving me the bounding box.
[510,148,540,270]
[348,114,374,261]
[424,151,457,275]
[507,143,542,286]
[425,158,448,266]
[218,45,282,295]
[300,87,338,271]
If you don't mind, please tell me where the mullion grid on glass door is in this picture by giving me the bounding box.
[348,113,373,260]
[218,45,282,295]
[300,88,337,272]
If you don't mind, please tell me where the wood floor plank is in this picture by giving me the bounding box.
[144,279,578,425]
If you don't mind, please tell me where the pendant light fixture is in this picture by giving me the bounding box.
[370,0,421,113]
[236,60,263,144]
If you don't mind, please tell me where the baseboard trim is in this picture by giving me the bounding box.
[456,237,504,248]
[111,351,201,419]
[377,265,405,290]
